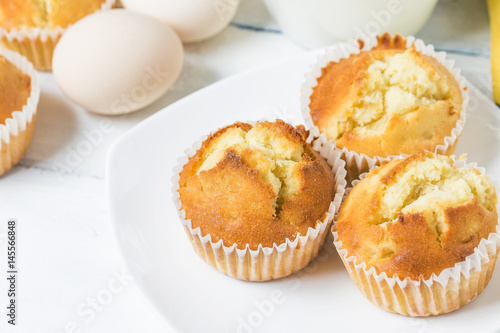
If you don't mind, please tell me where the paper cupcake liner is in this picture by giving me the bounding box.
[172,119,347,281]
[332,159,500,316]
[0,49,40,176]
[301,34,469,184]
[0,0,116,71]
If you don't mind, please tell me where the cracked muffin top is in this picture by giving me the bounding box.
[178,120,335,250]
[309,34,463,158]
[336,151,498,280]
[0,55,31,126]
[0,0,107,30]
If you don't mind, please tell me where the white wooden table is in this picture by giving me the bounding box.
[0,0,495,332]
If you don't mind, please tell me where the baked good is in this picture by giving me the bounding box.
[334,151,499,316]
[0,0,116,71]
[175,120,347,281]
[309,34,462,158]
[0,49,40,176]
[179,120,335,249]
[302,34,467,183]
[0,0,106,29]
[0,56,31,124]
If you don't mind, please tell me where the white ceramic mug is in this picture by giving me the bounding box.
[263,0,438,48]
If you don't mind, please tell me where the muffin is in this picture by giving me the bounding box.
[173,120,347,281]
[302,34,468,183]
[0,0,116,71]
[0,49,40,176]
[334,151,500,316]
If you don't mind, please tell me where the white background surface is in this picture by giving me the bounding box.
[0,0,497,332]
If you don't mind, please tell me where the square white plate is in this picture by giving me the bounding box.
[106,49,500,333]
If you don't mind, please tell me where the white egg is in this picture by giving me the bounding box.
[121,0,240,43]
[52,9,183,115]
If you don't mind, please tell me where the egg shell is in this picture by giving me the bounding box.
[121,0,240,43]
[52,9,183,115]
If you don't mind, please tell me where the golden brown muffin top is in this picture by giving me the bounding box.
[0,56,31,125]
[309,34,463,158]
[0,0,107,30]
[336,151,498,280]
[179,120,336,250]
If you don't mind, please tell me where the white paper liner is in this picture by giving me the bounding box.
[301,34,469,184]
[0,48,40,176]
[332,157,500,316]
[0,0,116,71]
[172,119,347,281]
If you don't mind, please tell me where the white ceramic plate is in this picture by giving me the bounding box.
[106,50,500,333]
